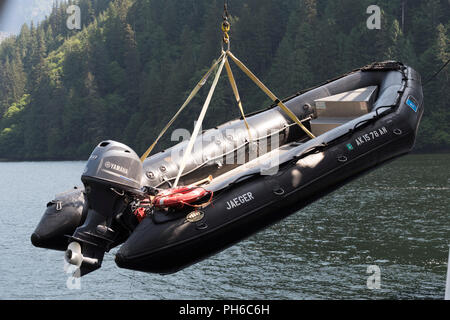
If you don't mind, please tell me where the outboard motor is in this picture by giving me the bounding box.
[65,140,145,277]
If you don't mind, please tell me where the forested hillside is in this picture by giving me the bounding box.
[0,0,448,160]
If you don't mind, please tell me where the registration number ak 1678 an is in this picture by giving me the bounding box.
[355,126,388,147]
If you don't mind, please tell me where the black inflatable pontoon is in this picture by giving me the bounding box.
[31,61,423,276]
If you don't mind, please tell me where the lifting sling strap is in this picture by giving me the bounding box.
[141,52,316,184]
[226,51,316,139]
[140,3,316,187]
[224,57,253,143]
[173,54,227,187]
[140,52,226,162]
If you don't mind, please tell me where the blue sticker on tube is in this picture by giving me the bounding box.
[406,96,418,112]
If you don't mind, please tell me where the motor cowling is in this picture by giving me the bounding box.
[82,140,144,193]
[67,141,145,277]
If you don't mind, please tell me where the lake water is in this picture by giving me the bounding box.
[0,154,448,300]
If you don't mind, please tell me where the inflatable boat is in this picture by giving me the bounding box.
[31,60,424,277]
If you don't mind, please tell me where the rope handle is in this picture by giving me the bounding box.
[179,191,214,209]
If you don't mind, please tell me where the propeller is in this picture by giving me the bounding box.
[65,242,99,268]
[65,242,83,267]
